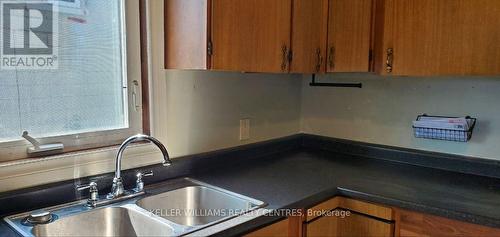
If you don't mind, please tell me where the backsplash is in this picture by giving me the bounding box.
[159,71,302,158]
[301,73,500,160]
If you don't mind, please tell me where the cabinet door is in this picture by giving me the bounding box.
[306,211,394,237]
[164,0,210,70]
[290,0,329,73]
[396,208,500,237]
[327,0,373,72]
[245,219,289,237]
[387,0,500,76]
[211,0,292,73]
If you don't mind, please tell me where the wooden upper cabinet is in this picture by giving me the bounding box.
[164,0,210,70]
[289,0,374,74]
[211,0,292,73]
[165,0,500,76]
[375,0,500,76]
[289,0,329,74]
[163,0,375,74]
[327,0,374,72]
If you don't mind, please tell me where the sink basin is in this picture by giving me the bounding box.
[137,185,262,227]
[4,178,265,237]
[32,206,175,237]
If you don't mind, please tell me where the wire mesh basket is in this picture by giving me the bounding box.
[413,115,476,142]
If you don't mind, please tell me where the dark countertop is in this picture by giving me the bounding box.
[2,135,500,236]
[191,149,500,235]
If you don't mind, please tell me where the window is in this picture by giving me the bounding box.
[0,0,143,161]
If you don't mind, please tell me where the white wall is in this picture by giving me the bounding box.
[159,71,302,157]
[149,1,301,158]
[301,73,500,160]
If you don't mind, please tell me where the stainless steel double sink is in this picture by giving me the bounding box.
[4,178,266,236]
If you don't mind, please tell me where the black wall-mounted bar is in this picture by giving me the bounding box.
[309,74,362,88]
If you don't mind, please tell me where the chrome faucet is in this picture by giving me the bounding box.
[107,134,172,199]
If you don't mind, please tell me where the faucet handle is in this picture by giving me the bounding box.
[134,171,153,193]
[137,170,153,180]
[77,181,98,191]
[77,181,99,207]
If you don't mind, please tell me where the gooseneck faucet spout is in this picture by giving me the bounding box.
[107,134,171,199]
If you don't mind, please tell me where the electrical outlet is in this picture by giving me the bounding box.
[239,119,250,141]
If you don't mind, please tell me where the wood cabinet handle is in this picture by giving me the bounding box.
[316,48,323,72]
[328,47,335,70]
[386,48,393,73]
[281,45,289,72]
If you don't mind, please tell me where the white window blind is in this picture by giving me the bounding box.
[0,0,142,160]
[0,0,128,142]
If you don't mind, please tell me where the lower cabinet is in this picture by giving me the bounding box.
[304,197,394,237]
[246,197,500,237]
[306,210,393,237]
[395,208,500,237]
[244,218,293,237]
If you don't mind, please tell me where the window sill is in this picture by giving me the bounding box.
[0,143,166,193]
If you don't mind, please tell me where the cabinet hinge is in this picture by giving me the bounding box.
[369,49,373,62]
[207,40,213,56]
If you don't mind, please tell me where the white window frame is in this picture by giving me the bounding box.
[0,0,143,162]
